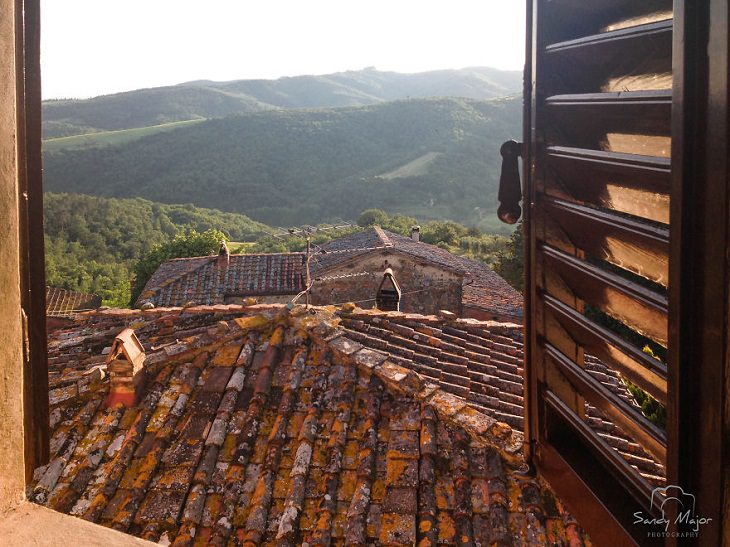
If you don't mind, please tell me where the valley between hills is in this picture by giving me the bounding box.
[42,67,524,305]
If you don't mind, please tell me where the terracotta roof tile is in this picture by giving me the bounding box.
[139,228,522,322]
[137,253,305,307]
[34,304,596,545]
[338,308,666,487]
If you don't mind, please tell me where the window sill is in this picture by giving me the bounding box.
[0,502,155,546]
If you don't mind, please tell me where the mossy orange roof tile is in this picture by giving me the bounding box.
[339,308,666,485]
[34,304,589,545]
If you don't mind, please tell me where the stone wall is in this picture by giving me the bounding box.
[309,249,462,315]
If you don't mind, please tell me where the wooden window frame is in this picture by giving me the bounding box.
[12,0,730,542]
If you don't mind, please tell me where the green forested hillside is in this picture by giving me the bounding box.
[44,96,521,231]
[43,67,521,137]
[246,208,512,271]
[44,193,267,306]
[44,194,515,308]
[204,66,522,108]
[43,119,206,152]
[43,86,269,138]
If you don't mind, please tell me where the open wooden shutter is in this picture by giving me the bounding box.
[516,1,730,544]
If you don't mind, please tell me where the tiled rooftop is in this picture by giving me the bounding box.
[338,310,526,430]
[137,253,305,308]
[46,287,102,317]
[338,309,666,486]
[34,304,589,546]
[313,228,524,320]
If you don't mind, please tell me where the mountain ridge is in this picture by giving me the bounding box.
[42,66,522,138]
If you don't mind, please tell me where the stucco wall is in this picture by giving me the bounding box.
[0,0,27,514]
[310,250,462,315]
[0,503,156,545]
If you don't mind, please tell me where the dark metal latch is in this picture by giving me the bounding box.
[497,140,523,224]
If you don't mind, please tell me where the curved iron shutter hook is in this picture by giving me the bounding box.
[497,140,523,224]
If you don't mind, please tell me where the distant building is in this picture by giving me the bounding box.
[137,229,522,322]
[310,227,523,323]
[45,286,102,316]
[135,252,306,308]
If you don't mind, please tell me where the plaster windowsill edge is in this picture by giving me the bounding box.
[0,502,156,546]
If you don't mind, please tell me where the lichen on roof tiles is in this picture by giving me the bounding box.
[338,307,665,486]
[34,303,590,545]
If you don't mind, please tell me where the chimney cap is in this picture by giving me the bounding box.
[104,328,146,408]
[217,241,230,267]
[105,328,145,368]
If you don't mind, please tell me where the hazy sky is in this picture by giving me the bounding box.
[41,1,526,100]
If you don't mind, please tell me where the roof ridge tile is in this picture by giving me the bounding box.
[373,225,393,247]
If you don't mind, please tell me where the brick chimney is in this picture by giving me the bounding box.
[104,328,146,408]
[217,241,230,267]
[411,225,421,242]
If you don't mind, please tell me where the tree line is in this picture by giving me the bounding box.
[44,193,266,306]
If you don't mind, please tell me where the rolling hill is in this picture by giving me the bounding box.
[42,67,521,138]
[44,193,269,306]
[43,96,522,231]
[43,193,515,308]
[43,119,206,152]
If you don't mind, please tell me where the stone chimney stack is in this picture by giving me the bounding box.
[104,329,146,408]
[217,241,230,268]
[411,225,421,242]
